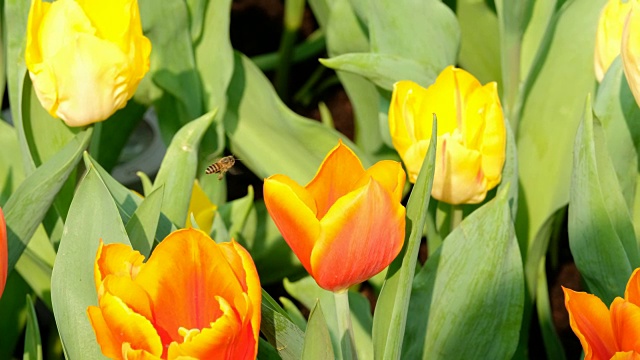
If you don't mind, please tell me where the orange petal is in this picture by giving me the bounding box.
[263,176,320,274]
[625,268,640,306]
[94,240,145,292]
[311,178,406,291]
[134,229,245,344]
[166,296,256,360]
[0,208,7,299]
[306,140,366,218]
[610,298,640,352]
[88,305,126,360]
[354,160,406,202]
[611,351,640,360]
[96,292,163,358]
[102,275,153,321]
[563,287,617,360]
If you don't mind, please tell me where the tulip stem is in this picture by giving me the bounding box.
[450,204,463,232]
[334,290,358,360]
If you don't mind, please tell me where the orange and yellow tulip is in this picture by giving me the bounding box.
[87,228,260,359]
[25,0,151,126]
[623,0,640,107]
[0,207,7,299]
[595,0,633,81]
[563,268,640,360]
[388,66,506,204]
[263,140,406,292]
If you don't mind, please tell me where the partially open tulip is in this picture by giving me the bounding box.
[186,180,217,235]
[263,140,406,292]
[563,268,640,360]
[87,229,260,359]
[623,0,640,107]
[595,0,633,82]
[389,66,506,204]
[25,0,151,127]
[0,207,7,299]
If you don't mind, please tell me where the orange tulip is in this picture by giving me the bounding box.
[87,229,261,359]
[0,207,7,299]
[263,140,406,292]
[563,268,640,360]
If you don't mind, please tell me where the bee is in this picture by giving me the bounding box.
[205,155,236,180]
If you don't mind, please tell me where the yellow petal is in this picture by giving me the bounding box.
[263,176,320,275]
[311,178,405,291]
[306,140,366,218]
[611,351,640,360]
[389,80,433,158]
[596,0,633,82]
[623,0,640,107]
[186,180,217,234]
[354,160,406,202]
[94,240,145,293]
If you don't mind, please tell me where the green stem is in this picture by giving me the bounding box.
[334,290,357,360]
[449,204,463,233]
[275,0,306,102]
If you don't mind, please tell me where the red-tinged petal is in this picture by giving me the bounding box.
[95,240,145,292]
[264,176,320,275]
[88,306,125,360]
[625,268,640,306]
[611,351,640,360]
[563,287,617,360]
[102,275,153,321]
[217,241,261,347]
[610,298,640,352]
[306,140,366,218]
[95,292,163,358]
[134,229,244,344]
[354,160,406,202]
[0,208,7,298]
[311,179,406,291]
[167,297,256,360]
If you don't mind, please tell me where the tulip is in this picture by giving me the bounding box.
[263,140,406,292]
[563,268,640,360]
[595,0,633,82]
[87,229,261,359]
[388,66,506,204]
[0,207,6,299]
[25,0,151,127]
[186,180,217,235]
[623,0,640,107]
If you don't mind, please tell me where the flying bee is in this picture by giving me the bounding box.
[205,155,236,180]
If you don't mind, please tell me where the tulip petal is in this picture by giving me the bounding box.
[263,176,320,274]
[563,287,617,360]
[25,0,53,66]
[102,275,154,321]
[94,240,145,292]
[622,0,640,107]
[134,229,245,344]
[167,296,256,360]
[306,141,366,218]
[186,180,217,234]
[475,82,506,187]
[311,178,405,291]
[121,343,164,360]
[402,140,432,183]
[431,134,486,204]
[625,268,640,305]
[88,306,126,360]
[95,292,163,358]
[595,0,633,82]
[354,160,406,202]
[0,208,7,298]
[611,351,640,360]
[611,298,640,352]
[389,80,433,158]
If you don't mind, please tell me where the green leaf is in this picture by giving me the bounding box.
[319,54,436,91]
[258,337,282,360]
[368,0,460,73]
[457,0,502,85]
[224,52,371,184]
[15,225,56,309]
[284,277,374,360]
[153,110,215,227]
[51,167,131,360]
[0,120,25,205]
[218,186,254,244]
[0,274,30,359]
[5,128,92,272]
[280,297,308,331]
[23,295,43,360]
[568,96,638,304]
[498,119,519,219]
[125,185,164,257]
[261,289,305,360]
[515,0,604,251]
[83,153,177,243]
[302,302,335,360]
[520,0,558,80]
[403,189,524,359]
[372,119,437,360]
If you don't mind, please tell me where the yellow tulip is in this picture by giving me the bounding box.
[25,0,151,127]
[388,66,506,205]
[623,0,640,106]
[595,0,634,82]
[186,180,217,235]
